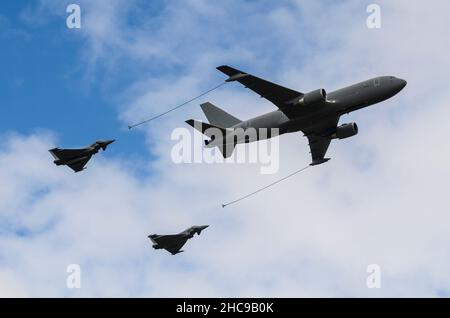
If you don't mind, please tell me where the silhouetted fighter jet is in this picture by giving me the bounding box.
[49,140,115,172]
[149,225,209,255]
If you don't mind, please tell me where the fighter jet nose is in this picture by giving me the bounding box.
[97,139,115,151]
[96,139,115,145]
[392,78,407,92]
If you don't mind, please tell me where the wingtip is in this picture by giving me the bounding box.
[197,225,209,231]
[74,167,86,173]
[185,119,195,127]
[310,158,331,166]
[226,73,249,82]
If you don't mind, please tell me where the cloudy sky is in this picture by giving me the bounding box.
[0,0,449,297]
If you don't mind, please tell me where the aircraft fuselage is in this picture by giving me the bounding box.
[207,76,406,147]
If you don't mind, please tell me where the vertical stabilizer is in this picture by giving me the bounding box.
[200,102,241,128]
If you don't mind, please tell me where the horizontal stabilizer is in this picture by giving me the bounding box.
[185,120,237,158]
[217,143,236,159]
[185,119,227,138]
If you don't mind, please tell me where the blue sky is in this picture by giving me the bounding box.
[0,0,370,154]
[0,1,147,157]
[0,0,450,297]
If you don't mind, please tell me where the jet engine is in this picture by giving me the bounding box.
[296,89,327,106]
[331,123,358,139]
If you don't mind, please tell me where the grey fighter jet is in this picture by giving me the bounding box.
[186,66,407,165]
[49,140,115,172]
[148,225,209,255]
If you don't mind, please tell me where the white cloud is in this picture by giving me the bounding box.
[1,0,450,297]
[0,269,28,297]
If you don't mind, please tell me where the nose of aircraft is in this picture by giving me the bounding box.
[393,78,407,92]
[97,139,115,150]
[96,139,115,145]
[398,78,407,89]
[100,139,115,146]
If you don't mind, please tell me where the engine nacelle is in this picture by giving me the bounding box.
[331,123,359,139]
[297,88,327,106]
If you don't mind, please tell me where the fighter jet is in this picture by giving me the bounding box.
[186,65,407,165]
[148,225,209,255]
[49,140,115,172]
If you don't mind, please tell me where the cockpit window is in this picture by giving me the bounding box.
[374,78,381,87]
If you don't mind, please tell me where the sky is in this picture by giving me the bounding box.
[0,0,450,297]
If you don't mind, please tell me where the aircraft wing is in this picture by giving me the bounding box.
[303,115,340,165]
[217,65,303,117]
[164,238,189,255]
[151,234,178,245]
[67,155,92,172]
[306,135,332,165]
[150,235,188,255]
[148,235,159,245]
[49,148,86,161]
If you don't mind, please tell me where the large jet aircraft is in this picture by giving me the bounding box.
[186,66,407,165]
[149,225,209,255]
[49,140,115,172]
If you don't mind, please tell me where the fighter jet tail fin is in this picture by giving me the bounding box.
[200,102,241,128]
